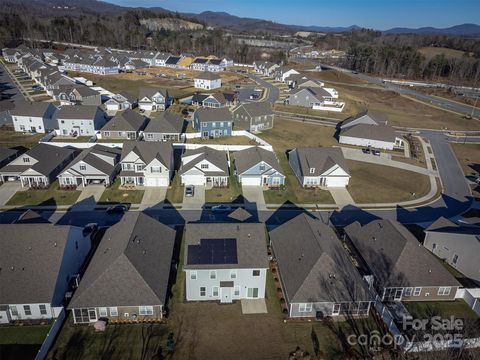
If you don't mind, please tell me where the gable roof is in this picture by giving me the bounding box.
[101,109,146,132]
[426,217,480,236]
[233,102,272,118]
[56,105,100,120]
[68,213,175,308]
[194,107,232,123]
[143,112,184,134]
[195,71,221,81]
[13,210,51,224]
[10,101,54,117]
[227,208,253,222]
[270,214,370,303]
[62,144,120,176]
[118,91,137,103]
[183,223,268,270]
[235,147,283,175]
[0,144,75,177]
[139,88,168,100]
[341,110,388,129]
[0,223,75,304]
[120,141,172,168]
[290,147,350,177]
[180,146,228,176]
[344,220,461,288]
[0,147,20,164]
[340,124,397,143]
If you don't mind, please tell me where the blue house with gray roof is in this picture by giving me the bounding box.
[193,108,233,139]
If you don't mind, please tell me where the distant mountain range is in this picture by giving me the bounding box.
[14,0,480,36]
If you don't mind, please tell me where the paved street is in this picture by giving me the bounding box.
[246,73,280,104]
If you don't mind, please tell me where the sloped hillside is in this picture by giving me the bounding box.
[140,18,204,32]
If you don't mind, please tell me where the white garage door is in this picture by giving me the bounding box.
[145,177,169,187]
[241,176,261,186]
[182,175,205,186]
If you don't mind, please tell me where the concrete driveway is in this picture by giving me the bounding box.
[0,182,22,206]
[183,185,205,210]
[142,187,167,207]
[242,185,266,211]
[76,185,106,205]
[329,188,355,209]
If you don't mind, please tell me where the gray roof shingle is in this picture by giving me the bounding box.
[101,109,147,132]
[143,112,184,134]
[56,105,101,120]
[68,213,176,308]
[120,141,172,168]
[344,220,461,288]
[270,214,370,303]
[235,147,283,175]
[195,71,221,81]
[289,147,350,177]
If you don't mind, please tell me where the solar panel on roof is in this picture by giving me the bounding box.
[187,238,238,265]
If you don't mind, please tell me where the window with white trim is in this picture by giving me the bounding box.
[150,166,161,173]
[201,163,209,170]
[212,287,219,297]
[99,307,108,317]
[309,167,315,174]
[10,306,18,317]
[252,270,260,277]
[190,271,197,280]
[80,165,87,171]
[23,305,31,316]
[404,287,413,297]
[200,287,206,297]
[234,286,240,296]
[438,287,451,296]
[452,254,458,264]
[413,287,421,296]
[39,304,47,315]
[210,270,216,279]
[230,270,237,279]
[109,307,118,316]
[139,306,153,315]
[299,303,313,312]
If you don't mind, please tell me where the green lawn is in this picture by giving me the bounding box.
[51,136,91,143]
[7,181,81,206]
[165,174,184,204]
[404,300,478,321]
[204,157,243,203]
[263,153,335,205]
[99,179,144,204]
[188,136,257,146]
[0,325,51,344]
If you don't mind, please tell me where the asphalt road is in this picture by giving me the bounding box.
[246,73,280,104]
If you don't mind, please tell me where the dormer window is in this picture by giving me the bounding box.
[201,164,209,170]
[309,168,315,174]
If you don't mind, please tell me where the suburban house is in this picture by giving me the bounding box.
[138,88,169,111]
[10,101,57,133]
[270,214,372,318]
[53,84,101,106]
[0,147,21,168]
[119,141,173,187]
[344,219,461,302]
[56,105,107,137]
[183,223,268,302]
[100,109,148,140]
[0,144,76,187]
[275,67,300,83]
[193,108,233,139]
[232,102,274,132]
[0,221,92,323]
[423,217,480,285]
[339,111,404,150]
[165,55,181,67]
[58,145,121,187]
[179,147,229,187]
[288,147,351,187]
[287,87,344,112]
[68,212,176,324]
[105,92,138,111]
[296,77,325,89]
[254,61,280,77]
[154,53,172,67]
[192,92,237,108]
[194,72,222,90]
[143,112,185,142]
[234,147,285,187]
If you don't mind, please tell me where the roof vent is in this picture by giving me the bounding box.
[10,266,14,271]
[143,250,147,255]
[104,248,109,254]
[28,246,32,251]
[54,242,57,247]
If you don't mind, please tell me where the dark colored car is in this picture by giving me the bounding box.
[106,204,128,214]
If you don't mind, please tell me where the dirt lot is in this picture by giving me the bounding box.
[450,142,480,199]
[347,160,431,204]
[305,69,369,85]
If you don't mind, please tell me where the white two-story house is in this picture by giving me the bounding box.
[138,88,169,111]
[10,101,57,134]
[183,223,269,302]
[56,105,107,137]
[119,141,173,187]
[194,71,222,90]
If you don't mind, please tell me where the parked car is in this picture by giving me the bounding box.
[372,150,381,156]
[106,204,128,214]
[211,205,232,213]
[185,185,195,197]
[362,148,370,154]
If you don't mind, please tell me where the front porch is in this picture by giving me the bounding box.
[205,176,229,188]
[20,176,49,188]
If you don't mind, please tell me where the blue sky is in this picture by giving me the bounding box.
[105,0,480,30]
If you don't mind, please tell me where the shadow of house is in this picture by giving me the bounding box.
[330,204,382,228]
[395,193,473,225]
[143,199,186,228]
[264,200,316,229]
